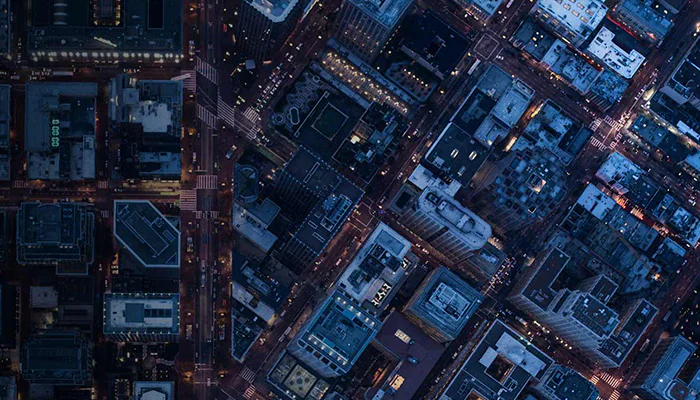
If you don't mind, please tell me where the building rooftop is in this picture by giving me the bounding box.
[665,37,700,105]
[466,0,504,18]
[21,330,91,385]
[0,284,17,349]
[545,42,600,93]
[633,336,698,400]
[231,250,292,324]
[0,84,8,180]
[587,27,645,79]
[368,312,444,400]
[16,202,95,268]
[613,0,673,41]
[630,116,694,162]
[523,100,591,164]
[423,122,491,187]
[653,237,687,271]
[109,75,182,137]
[24,82,98,181]
[415,186,492,251]
[0,376,16,400]
[295,290,381,374]
[440,319,554,400]
[345,0,413,28]
[133,381,174,400]
[452,65,534,148]
[669,207,700,246]
[512,19,559,62]
[283,147,364,255]
[232,199,281,253]
[515,247,572,311]
[103,293,180,336]
[114,200,180,268]
[267,351,331,400]
[405,266,482,342]
[532,0,607,41]
[588,69,629,107]
[595,151,659,207]
[28,0,183,61]
[400,11,470,78]
[0,0,8,56]
[599,298,657,365]
[335,222,412,314]
[535,365,599,400]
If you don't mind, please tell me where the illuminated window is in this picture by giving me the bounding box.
[394,329,411,344]
[389,375,405,391]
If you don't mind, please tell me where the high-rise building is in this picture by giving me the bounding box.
[274,147,363,271]
[508,248,658,368]
[404,266,482,343]
[287,289,380,378]
[235,0,305,63]
[335,0,413,62]
[133,381,175,400]
[103,293,180,343]
[21,330,92,386]
[400,185,491,262]
[440,319,554,400]
[630,336,700,400]
[335,222,412,314]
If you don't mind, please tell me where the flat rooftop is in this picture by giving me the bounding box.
[0,0,8,56]
[370,312,444,400]
[524,100,590,164]
[103,293,180,335]
[452,65,534,147]
[441,319,554,400]
[589,69,629,106]
[596,152,659,207]
[267,351,331,400]
[537,365,599,400]
[670,207,700,246]
[406,266,482,341]
[17,202,95,265]
[533,0,607,40]
[232,250,291,323]
[400,11,470,77]
[297,290,380,371]
[630,116,694,162]
[587,27,645,79]
[415,186,492,251]
[285,147,364,254]
[28,0,183,60]
[599,299,657,365]
[133,381,174,400]
[545,42,600,93]
[114,200,180,268]
[24,82,98,181]
[517,248,571,311]
[424,122,491,187]
[335,222,412,313]
[513,19,559,62]
[22,330,90,385]
[0,85,8,148]
[636,336,697,399]
[614,0,673,40]
[346,0,413,28]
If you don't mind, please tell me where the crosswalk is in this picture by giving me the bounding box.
[599,372,622,388]
[197,175,218,190]
[100,210,110,218]
[217,96,258,140]
[239,366,256,384]
[195,210,219,219]
[12,180,25,188]
[589,137,607,151]
[609,390,621,400]
[243,107,260,123]
[243,385,256,399]
[97,181,109,189]
[179,69,196,92]
[604,115,624,132]
[180,190,197,211]
[195,56,218,84]
[197,104,218,129]
[589,118,603,131]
